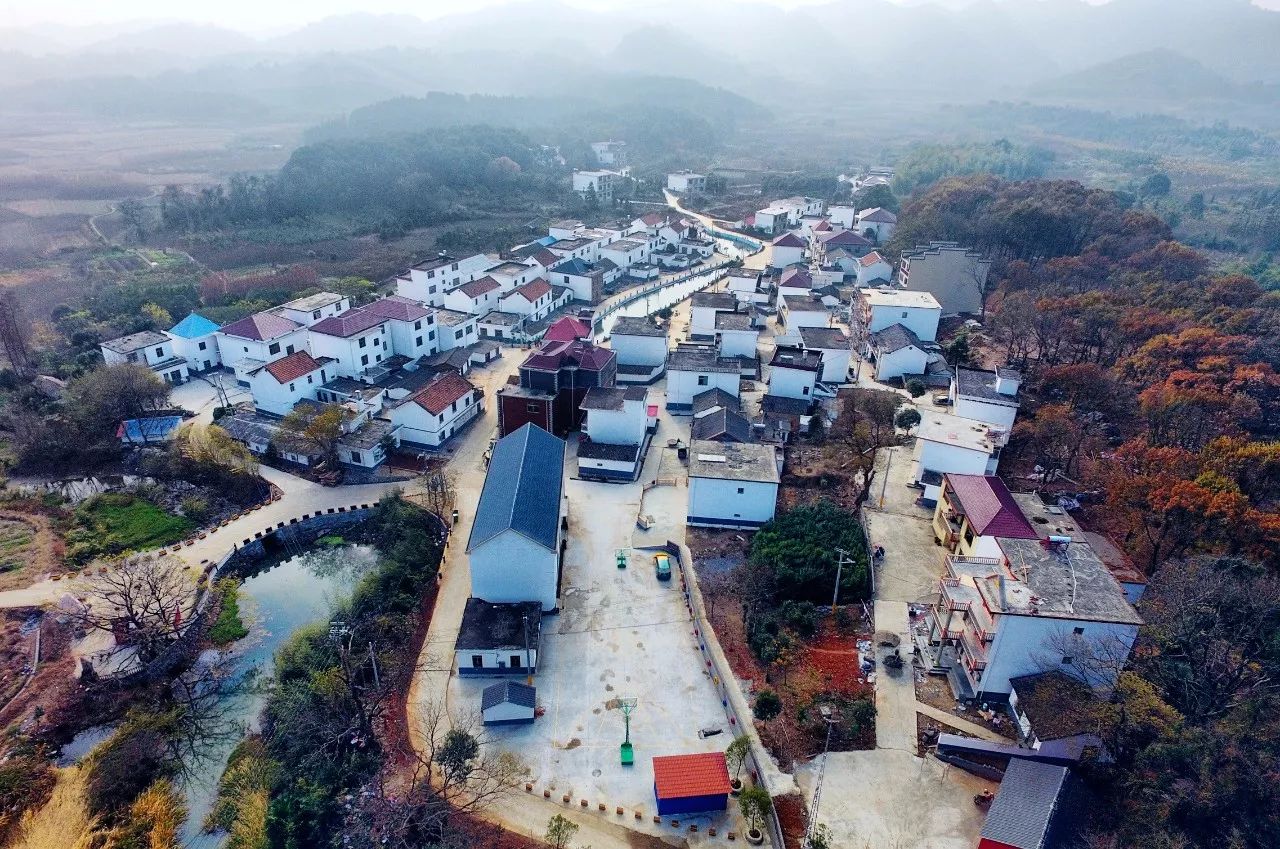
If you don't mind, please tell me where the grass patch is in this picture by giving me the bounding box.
[66,494,195,565]
[316,535,345,547]
[209,580,248,646]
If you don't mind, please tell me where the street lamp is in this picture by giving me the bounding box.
[804,705,840,849]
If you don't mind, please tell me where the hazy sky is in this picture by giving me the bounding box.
[1,0,1275,32]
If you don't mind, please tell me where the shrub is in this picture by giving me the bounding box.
[738,786,772,833]
[85,711,180,816]
[895,407,922,432]
[778,600,820,638]
[905,379,927,398]
[749,502,869,603]
[181,495,211,525]
[209,579,249,645]
[754,689,782,723]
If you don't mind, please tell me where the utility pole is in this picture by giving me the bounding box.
[804,705,840,849]
[878,447,894,509]
[831,547,853,614]
[523,613,533,685]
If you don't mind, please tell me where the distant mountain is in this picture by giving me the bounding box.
[84,23,258,57]
[266,13,439,53]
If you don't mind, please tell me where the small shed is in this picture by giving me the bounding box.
[978,759,1074,849]
[481,681,536,726]
[652,752,732,816]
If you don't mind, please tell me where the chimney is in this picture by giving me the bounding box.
[995,366,1021,396]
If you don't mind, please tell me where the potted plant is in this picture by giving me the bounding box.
[738,786,771,846]
[725,734,750,796]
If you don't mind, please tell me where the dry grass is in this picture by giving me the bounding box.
[14,766,97,849]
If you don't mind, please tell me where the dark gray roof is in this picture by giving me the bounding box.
[457,598,542,651]
[102,330,169,354]
[482,680,537,711]
[692,388,740,415]
[691,291,737,310]
[467,424,565,553]
[870,323,923,354]
[799,327,850,350]
[761,395,810,416]
[770,348,823,372]
[580,387,629,411]
[667,349,740,374]
[692,407,753,443]
[715,312,754,331]
[610,316,666,337]
[979,759,1069,849]
[688,441,779,483]
[577,440,640,462]
[955,367,1020,406]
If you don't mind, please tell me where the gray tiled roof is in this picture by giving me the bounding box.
[979,759,1069,849]
[955,367,1020,405]
[667,349,740,374]
[102,330,170,354]
[870,323,923,354]
[457,598,542,650]
[467,424,565,553]
[610,316,666,337]
[482,680,537,711]
[692,407,753,443]
[692,388,740,415]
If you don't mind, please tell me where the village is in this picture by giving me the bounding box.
[20,144,1151,849]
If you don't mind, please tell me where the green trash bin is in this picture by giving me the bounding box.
[620,742,634,766]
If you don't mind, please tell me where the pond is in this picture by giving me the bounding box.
[179,543,379,849]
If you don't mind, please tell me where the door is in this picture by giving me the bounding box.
[511,654,522,669]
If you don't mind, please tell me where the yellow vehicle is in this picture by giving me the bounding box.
[653,552,672,581]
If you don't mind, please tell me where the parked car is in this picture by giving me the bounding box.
[932,393,952,406]
[653,552,672,581]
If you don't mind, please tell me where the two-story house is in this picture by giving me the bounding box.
[100,330,190,384]
[244,350,334,416]
[577,385,654,481]
[216,312,309,383]
[308,308,393,379]
[383,371,483,448]
[932,473,1039,558]
[496,337,617,437]
[165,313,221,373]
[362,296,438,361]
[951,367,1021,431]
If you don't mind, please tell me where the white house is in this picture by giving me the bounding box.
[753,205,791,235]
[911,412,1008,502]
[951,367,1021,431]
[456,598,541,678]
[768,232,806,269]
[867,324,929,382]
[384,371,482,448]
[776,267,814,301]
[466,423,566,612]
[687,440,780,528]
[591,140,626,167]
[667,171,707,193]
[768,348,822,401]
[857,288,941,342]
[435,310,479,351]
[778,293,829,331]
[363,296,438,361]
[399,253,492,307]
[578,385,653,481]
[548,219,584,240]
[900,241,992,316]
[715,312,759,360]
[827,205,857,229]
[244,350,332,416]
[723,268,767,305]
[927,540,1142,701]
[666,349,741,412]
[100,330,190,385]
[308,308,392,379]
[855,207,897,243]
[814,228,874,263]
[690,291,738,338]
[549,257,611,303]
[855,251,894,287]
[442,276,503,315]
[217,312,309,383]
[165,313,221,373]
[598,238,651,272]
[572,169,617,202]
[497,278,556,323]
[274,292,350,327]
[608,316,668,384]
[799,327,851,384]
[484,260,543,291]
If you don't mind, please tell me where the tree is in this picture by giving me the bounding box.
[434,730,480,788]
[725,734,751,780]
[141,302,173,329]
[905,379,926,398]
[945,331,972,366]
[545,814,579,849]
[1012,403,1091,483]
[280,404,352,465]
[753,690,782,723]
[0,291,33,378]
[749,503,868,602]
[1140,173,1172,199]
[63,364,171,437]
[118,198,150,243]
[738,786,772,834]
[894,407,921,433]
[852,183,899,213]
[78,556,192,664]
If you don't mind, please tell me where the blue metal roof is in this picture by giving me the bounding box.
[168,313,221,338]
[482,680,536,711]
[536,235,557,246]
[118,416,183,442]
[467,424,565,553]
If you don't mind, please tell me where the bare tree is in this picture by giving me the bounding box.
[1033,626,1136,693]
[0,291,33,378]
[78,556,194,664]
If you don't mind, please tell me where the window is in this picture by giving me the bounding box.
[901,311,908,318]
[511,654,523,669]
[359,337,367,348]
[198,341,207,351]
[470,654,483,668]
[268,342,280,355]
[963,525,975,545]
[155,347,165,357]
[427,270,435,279]
[1062,656,1074,665]
[361,354,369,366]
[306,375,313,384]
[349,451,362,464]
[320,370,326,381]
[697,375,709,386]
[526,403,540,413]
[415,336,423,347]
[429,286,436,295]
[286,344,295,354]
[312,310,321,320]
[737,487,745,494]
[802,386,810,396]
[1073,626,1085,635]
[376,354,382,362]
[243,346,248,353]
[414,320,422,331]
[429,330,436,341]
[438,413,445,423]
[451,400,457,413]
[288,383,295,392]
[373,338,380,347]
[454,329,464,340]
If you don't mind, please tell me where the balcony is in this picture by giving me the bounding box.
[959,627,988,669]
[938,578,972,611]
[931,607,964,641]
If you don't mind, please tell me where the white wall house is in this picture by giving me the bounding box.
[867,324,929,381]
[690,291,739,337]
[591,140,626,166]
[855,207,897,243]
[363,296,438,360]
[858,288,941,342]
[443,276,503,315]
[687,441,780,528]
[484,260,544,292]
[549,258,609,303]
[572,169,617,202]
[927,541,1142,701]
[666,350,741,412]
[899,241,992,316]
[435,310,479,351]
[855,252,894,287]
[384,371,482,448]
[100,330,190,385]
[578,386,652,481]
[308,309,392,379]
[827,205,857,229]
[724,268,767,304]
[952,367,1021,431]
[275,292,351,327]
[715,312,759,359]
[778,293,829,331]
[911,412,1006,502]
[216,312,309,383]
[608,316,668,384]
[399,253,492,307]
[456,599,542,678]
[598,238,652,271]
[768,232,806,269]
[667,171,707,193]
[245,351,331,417]
[799,327,851,384]
[467,424,567,612]
[497,279,556,322]
[768,348,822,400]
[165,313,222,373]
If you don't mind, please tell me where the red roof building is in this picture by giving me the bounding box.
[543,316,593,342]
[411,372,476,416]
[935,474,1038,555]
[264,350,325,384]
[220,311,301,342]
[652,752,731,815]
